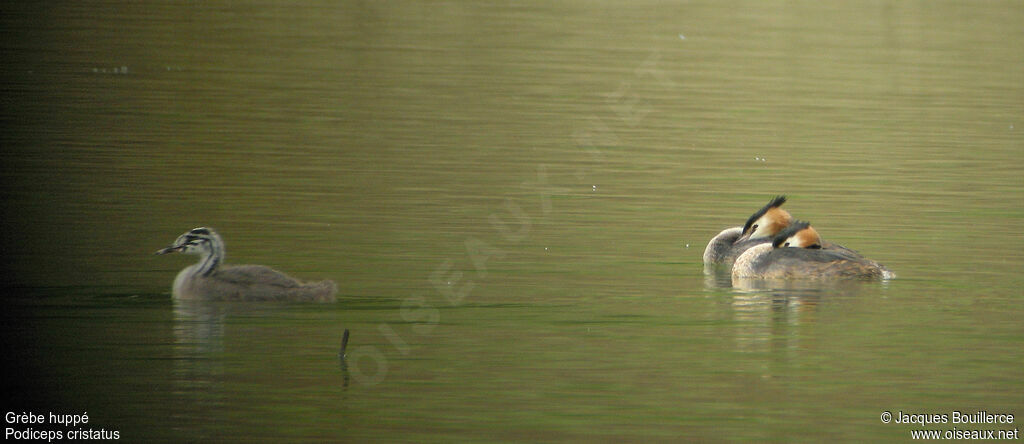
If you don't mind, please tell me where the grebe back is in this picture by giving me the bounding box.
[731,221,894,280]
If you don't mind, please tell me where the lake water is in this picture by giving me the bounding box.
[2,1,1022,441]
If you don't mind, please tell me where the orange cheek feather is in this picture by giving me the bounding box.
[797,227,821,247]
[764,209,793,236]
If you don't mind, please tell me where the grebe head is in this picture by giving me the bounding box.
[737,195,793,242]
[772,221,822,249]
[155,227,223,256]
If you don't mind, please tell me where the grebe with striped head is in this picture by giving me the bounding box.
[703,196,794,267]
[731,221,894,280]
[155,227,337,302]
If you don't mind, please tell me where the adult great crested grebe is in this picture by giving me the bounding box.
[155,227,337,302]
[731,221,894,280]
[703,196,794,267]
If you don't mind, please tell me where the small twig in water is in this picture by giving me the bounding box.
[339,329,350,361]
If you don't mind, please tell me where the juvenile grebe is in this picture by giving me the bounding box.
[703,196,793,266]
[155,227,337,302]
[731,221,894,280]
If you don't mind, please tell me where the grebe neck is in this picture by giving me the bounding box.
[196,235,224,277]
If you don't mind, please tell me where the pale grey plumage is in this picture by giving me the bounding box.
[732,222,895,280]
[703,227,743,264]
[156,227,337,302]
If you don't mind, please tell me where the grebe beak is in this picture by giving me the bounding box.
[155,245,183,255]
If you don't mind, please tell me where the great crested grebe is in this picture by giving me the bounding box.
[155,227,337,302]
[731,221,894,280]
[703,196,794,266]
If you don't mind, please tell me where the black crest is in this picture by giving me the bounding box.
[772,220,812,248]
[742,195,787,234]
[189,227,212,236]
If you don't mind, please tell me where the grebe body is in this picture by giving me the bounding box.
[156,227,337,302]
[704,196,793,266]
[732,222,894,280]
